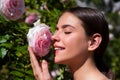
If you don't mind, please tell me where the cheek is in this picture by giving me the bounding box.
[65,34,88,55]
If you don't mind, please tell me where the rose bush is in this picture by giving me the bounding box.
[0,0,120,80]
[0,0,25,20]
[27,20,52,57]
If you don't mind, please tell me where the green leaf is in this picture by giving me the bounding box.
[0,42,13,48]
[0,48,8,58]
[16,52,22,57]
[10,71,24,77]
[0,34,10,43]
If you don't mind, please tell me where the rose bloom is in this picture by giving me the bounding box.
[25,13,39,25]
[0,0,25,21]
[27,23,52,57]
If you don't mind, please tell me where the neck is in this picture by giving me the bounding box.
[68,55,109,80]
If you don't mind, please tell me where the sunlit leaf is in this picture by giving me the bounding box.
[0,48,8,58]
[16,52,22,57]
[0,34,10,43]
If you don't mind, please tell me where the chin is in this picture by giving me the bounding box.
[54,58,62,64]
[54,57,68,65]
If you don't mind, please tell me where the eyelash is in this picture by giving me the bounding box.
[64,32,71,34]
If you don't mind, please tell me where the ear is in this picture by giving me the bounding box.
[88,33,102,51]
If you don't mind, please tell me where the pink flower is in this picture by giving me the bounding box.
[27,20,52,57]
[109,33,114,40]
[0,0,25,21]
[40,3,48,10]
[25,13,39,25]
[51,69,59,78]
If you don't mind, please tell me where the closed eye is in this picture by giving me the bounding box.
[64,32,71,34]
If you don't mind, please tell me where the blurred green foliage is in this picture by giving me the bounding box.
[0,0,120,80]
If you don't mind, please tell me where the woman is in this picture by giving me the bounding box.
[28,7,114,80]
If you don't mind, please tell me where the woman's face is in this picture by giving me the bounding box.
[52,12,90,65]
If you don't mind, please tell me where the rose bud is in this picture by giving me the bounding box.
[25,13,39,25]
[27,19,52,57]
[0,0,25,21]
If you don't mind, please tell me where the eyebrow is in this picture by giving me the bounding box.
[62,24,75,29]
[56,24,75,30]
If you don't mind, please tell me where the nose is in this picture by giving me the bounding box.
[51,32,60,43]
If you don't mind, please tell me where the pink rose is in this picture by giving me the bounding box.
[0,0,25,21]
[25,13,39,25]
[27,20,52,57]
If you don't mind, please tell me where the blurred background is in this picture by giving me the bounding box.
[0,0,120,80]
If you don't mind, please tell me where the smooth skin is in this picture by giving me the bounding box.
[28,47,52,80]
[28,12,110,80]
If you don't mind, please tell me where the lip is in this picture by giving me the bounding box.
[53,45,65,54]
